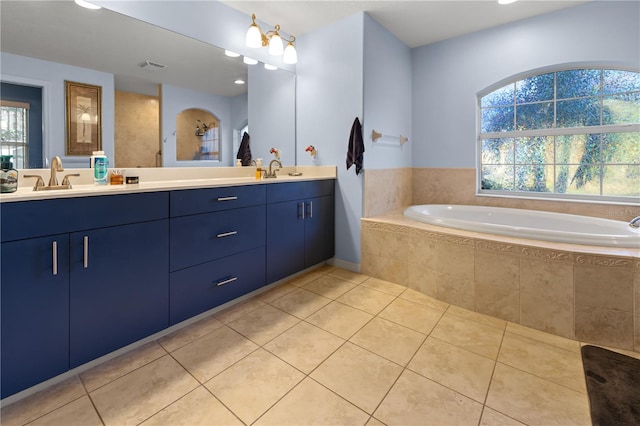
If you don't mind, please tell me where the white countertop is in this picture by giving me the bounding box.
[0,166,337,203]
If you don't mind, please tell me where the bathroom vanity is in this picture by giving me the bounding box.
[0,170,336,398]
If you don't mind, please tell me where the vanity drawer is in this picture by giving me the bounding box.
[266,180,335,204]
[1,192,169,243]
[170,185,266,217]
[169,247,265,324]
[170,205,266,271]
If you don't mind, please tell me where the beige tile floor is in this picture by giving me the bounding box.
[3,265,639,426]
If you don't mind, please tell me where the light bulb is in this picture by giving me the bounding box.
[243,56,258,65]
[234,79,246,85]
[246,24,262,48]
[268,33,284,56]
[224,50,240,58]
[283,42,297,64]
[74,0,101,10]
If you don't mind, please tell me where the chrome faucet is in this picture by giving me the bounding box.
[630,216,640,228]
[48,156,64,187]
[265,159,282,178]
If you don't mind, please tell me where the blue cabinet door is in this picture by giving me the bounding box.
[1,235,70,398]
[69,220,169,367]
[266,200,305,283]
[304,195,335,267]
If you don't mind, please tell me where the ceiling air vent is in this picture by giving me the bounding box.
[139,60,167,71]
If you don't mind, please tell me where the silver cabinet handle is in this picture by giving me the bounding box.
[83,236,89,269]
[300,202,305,219]
[215,276,237,286]
[217,196,238,201]
[308,201,313,219]
[216,231,238,238]
[52,241,58,275]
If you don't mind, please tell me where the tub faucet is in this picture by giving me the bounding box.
[630,216,640,228]
[265,159,282,178]
[48,156,64,187]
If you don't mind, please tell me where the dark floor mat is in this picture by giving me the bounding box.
[581,345,640,426]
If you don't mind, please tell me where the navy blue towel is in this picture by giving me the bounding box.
[346,117,364,174]
[236,132,252,166]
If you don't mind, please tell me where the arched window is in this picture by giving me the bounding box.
[479,68,639,202]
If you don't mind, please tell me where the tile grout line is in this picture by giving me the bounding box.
[79,376,106,426]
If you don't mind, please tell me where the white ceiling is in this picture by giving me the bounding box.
[1,0,592,97]
[220,0,591,48]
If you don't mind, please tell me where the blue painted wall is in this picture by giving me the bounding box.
[362,14,413,170]
[296,13,365,266]
[412,1,640,168]
[248,65,296,165]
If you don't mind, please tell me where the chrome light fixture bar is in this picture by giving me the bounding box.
[246,14,297,64]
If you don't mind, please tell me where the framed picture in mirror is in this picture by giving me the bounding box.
[65,80,102,156]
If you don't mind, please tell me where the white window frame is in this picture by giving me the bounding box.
[477,67,640,205]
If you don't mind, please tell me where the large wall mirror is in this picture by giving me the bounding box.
[0,1,295,168]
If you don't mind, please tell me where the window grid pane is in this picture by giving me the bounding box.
[480,68,640,201]
[0,106,29,169]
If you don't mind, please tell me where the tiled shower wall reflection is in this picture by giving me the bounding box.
[362,167,640,220]
[361,219,640,352]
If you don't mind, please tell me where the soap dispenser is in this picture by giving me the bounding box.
[255,158,262,179]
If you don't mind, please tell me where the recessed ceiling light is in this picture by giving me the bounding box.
[243,57,258,65]
[225,50,241,58]
[234,79,246,85]
[74,0,101,10]
[264,63,278,71]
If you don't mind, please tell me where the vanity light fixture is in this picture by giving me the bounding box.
[243,56,258,65]
[264,63,278,71]
[224,50,241,58]
[246,13,297,64]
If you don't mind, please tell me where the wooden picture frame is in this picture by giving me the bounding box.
[65,80,102,156]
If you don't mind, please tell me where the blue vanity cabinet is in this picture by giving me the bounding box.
[266,180,335,283]
[168,185,267,324]
[69,219,169,368]
[0,192,170,396]
[1,234,70,398]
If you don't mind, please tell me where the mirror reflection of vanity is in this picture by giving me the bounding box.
[0,1,295,168]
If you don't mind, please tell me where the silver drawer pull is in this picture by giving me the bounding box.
[52,241,58,276]
[308,201,313,219]
[216,276,238,287]
[83,236,89,269]
[216,231,238,238]
[217,196,238,201]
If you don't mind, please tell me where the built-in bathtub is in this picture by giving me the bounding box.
[361,206,640,352]
[403,204,640,249]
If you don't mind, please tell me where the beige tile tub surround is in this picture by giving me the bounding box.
[412,167,640,221]
[361,215,640,351]
[363,168,412,217]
